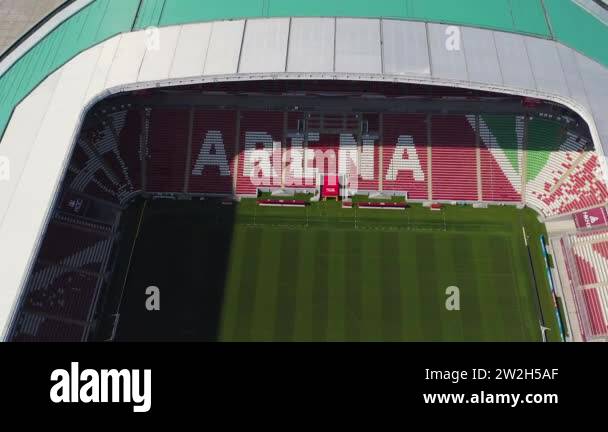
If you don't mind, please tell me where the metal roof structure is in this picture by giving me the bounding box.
[1,0,608,339]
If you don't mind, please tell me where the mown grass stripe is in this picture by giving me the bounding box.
[312,231,329,340]
[481,236,510,341]
[452,234,483,341]
[233,227,261,341]
[292,233,315,341]
[345,232,362,341]
[472,237,500,341]
[435,235,465,341]
[274,230,299,341]
[400,231,424,341]
[381,231,402,341]
[251,230,281,340]
[502,236,529,340]
[219,227,246,340]
[360,231,383,341]
[326,230,347,341]
[415,233,443,340]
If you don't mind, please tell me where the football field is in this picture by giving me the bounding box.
[112,198,560,342]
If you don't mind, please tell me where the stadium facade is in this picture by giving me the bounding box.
[1,0,608,341]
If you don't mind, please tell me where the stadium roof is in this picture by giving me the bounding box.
[1,0,608,339]
[3,0,608,140]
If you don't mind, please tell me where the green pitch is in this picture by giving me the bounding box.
[112,198,560,342]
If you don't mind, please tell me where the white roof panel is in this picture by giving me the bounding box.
[287,17,335,73]
[104,32,147,89]
[84,36,121,102]
[462,27,502,85]
[138,26,182,83]
[525,37,569,96]
[169,23,212,79]
[576,52,608,148]
[556,44,590,108]
[427,23,468,81]
[382,20,430,76]
[239,18,290,73]
[203,20,245,76]
[493,32,536,90]
[0,71,62,224]
[335,18,381,74]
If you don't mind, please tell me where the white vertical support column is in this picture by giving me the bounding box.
[140,108,150,192]
[427,114,433,201]
[356,114,363,196]
[304,118,309,190]
[521,115,529,202]
[233,111,241,195]
[282,111,287,188]
[475,115,483,202]
[379,113,384,192]
[183,108,194,193]
[140,109,146,191]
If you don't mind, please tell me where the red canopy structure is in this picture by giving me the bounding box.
[322,175,339,200]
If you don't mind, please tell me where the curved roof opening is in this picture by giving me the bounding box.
[6,79,603,341]
[1,2,608,342]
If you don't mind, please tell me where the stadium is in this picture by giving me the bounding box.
[1,0,608,341]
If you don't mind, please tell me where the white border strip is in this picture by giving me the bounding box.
[574,0,608,26]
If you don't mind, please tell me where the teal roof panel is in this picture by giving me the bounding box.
[133,0,166,29]
[155,0,551,36]
[545,0,608,67]
[158,0,266,27]
[0,0,140,138]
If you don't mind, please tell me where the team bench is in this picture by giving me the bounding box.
[357,202,407,210]
[257,199,307,207]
